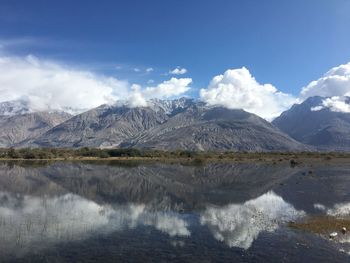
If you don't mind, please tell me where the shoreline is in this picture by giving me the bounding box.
[0,154,350,166]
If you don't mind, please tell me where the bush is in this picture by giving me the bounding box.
[7,148,20,159]
[192,157,206,166]
[23,152,36,159]
[178,151,195,158]
[99,151,109,158]
[107,148,142,157]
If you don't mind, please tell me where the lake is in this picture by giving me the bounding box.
[0,161,349,262]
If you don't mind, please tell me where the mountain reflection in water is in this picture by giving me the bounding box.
[0,191,190,257]
[0,161,349,262]
[0,189,303,254]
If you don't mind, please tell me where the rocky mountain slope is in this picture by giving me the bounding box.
[272,96,350,151]
[30,104,170,148]
[0,111,72,147]
[122,104,307,151]
[29,99,307,151]
[0,162,298,210]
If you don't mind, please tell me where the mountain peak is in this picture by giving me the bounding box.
[109,97,195,115]
[0,100,32,116]
[273,96,350,151]
[148,97,195,115]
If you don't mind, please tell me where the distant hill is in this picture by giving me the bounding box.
[273,96,350,151]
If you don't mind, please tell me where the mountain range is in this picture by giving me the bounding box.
[0,96,349,151]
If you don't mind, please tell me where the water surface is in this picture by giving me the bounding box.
[0,161,349,262]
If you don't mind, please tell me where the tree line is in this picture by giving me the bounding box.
[0,147,348,160]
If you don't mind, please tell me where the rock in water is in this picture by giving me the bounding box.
[329,232,338,239]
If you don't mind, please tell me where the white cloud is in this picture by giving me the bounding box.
[146,67,154,73]
[311,96,350,113]
[169,67,187,75]
[143,77,192,98]
[0,55,192,112]
[310,105,324,112]
[134,68,140,72]
[301,62,350,99]
[0,55,129,113]
[199,67,296,120]
[127,84,148,108]
[300,62,350,113]
[126,77,192,107]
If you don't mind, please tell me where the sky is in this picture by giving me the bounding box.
[1,0,350,119]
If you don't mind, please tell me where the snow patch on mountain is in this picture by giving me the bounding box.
[0,100,32,116]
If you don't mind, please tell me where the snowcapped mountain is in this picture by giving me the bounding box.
[0,100,32,116]
[0,100,73,147]
[28,98,307,151]
[148,97,195,115]
[6,96,350,151]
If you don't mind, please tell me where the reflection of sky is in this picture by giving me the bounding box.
[0,191,190,256]
[314,202,350,217]
[1,189,349,257]
[314,202,350,255]
[328,204,350,217]
[200,191,305,249]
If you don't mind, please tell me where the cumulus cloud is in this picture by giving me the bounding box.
[169,67,187,75]
[146,67,154,73]
[311,96,350,113]
[143,78,192,98]
[200,67,296,120]
[127,84,148,108]
[301,62,350,99]
[125,77,192,107]
[0,55,192,112]
[0,55,129,113]
[300,62,350,113]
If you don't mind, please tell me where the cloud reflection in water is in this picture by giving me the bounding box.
[0,191,190,256]
[200,191,305,249]
[0,190,310,254]
[313,202,350,255]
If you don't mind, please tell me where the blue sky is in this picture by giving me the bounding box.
[1,0,350,118]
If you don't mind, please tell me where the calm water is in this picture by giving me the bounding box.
[0,161,349,262]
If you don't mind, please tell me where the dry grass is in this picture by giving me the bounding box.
[289,216,350,235]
